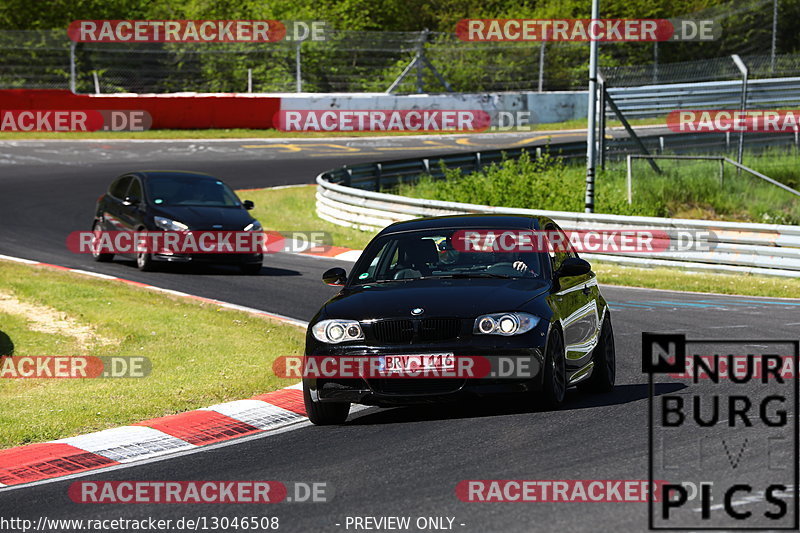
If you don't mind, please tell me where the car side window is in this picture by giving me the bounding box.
[546,223,575,273]
[109,176,131,199]
[126,178,143,202]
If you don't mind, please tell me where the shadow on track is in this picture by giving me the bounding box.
[111,259,301,277]
[347,382,687,426]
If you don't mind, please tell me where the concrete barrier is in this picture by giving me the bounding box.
[0,90,281,129]
[279,91,588,126]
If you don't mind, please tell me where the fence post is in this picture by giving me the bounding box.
[731,54,748,173]
[719,158,725,185]
[295,41,302,93]
[626,154,633,204]
[247,68,253,93]
[69,41,77,94]
[375,163,383,191]
[538,41,546,92]
[598,76,606,170]
[416,30,427,93]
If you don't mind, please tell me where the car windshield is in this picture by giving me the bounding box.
[145,176,241,207]
[351,228,545,285]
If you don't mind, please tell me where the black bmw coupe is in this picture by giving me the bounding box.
[303,214,616,425]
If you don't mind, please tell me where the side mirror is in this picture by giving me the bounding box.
[556,257,591,278]
[123,195,140,206]
[243,200,255,210]
[322,267,347,286]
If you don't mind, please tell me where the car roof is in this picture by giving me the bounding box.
[124,171,222,182]
[377,214,544,235]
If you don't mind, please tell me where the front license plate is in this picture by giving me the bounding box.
[381,353,455,374]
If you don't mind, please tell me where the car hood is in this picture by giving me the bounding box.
[152,206,253,230]
[324,278,551,320]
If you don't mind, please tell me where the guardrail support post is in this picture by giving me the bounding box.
[719,158,725,186]
[475,152,481,171]
[344,167,352,186]
[423,158,430,175]
[626,154,633,205]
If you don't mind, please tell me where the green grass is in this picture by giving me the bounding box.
[240,184,800,299]
[0,259,304,449]
[396,149,800,224]
[243,185,372,250]
[0,117,664,140]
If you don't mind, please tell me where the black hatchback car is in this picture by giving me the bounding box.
[91,171,263,273]
[303,214,616,425]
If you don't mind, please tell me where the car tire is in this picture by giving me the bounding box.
[240,263,262,275]
[91,222,114,262]
[579,313,616,393]
[136,250,155,271]
[539,328,567,409]
[303,381,350,425]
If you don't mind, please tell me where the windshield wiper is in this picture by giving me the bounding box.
[424,273,513,279]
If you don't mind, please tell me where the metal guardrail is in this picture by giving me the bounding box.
[607,77,800,118]
[316,140,800,278]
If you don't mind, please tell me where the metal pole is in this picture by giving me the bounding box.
[771,0,778,73]
[598,77,606,170]
[626,154,633,204]
[69,41,77,94]
[92,71,100,94]
[653,41,658,84]
[416,30,427,94]
[295,41,302,93]
[538,41,546,92]
[247,68,252,93]
[584,0,600,213]
[731,54,748,171]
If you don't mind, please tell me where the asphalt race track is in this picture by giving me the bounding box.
[1,132,799,532]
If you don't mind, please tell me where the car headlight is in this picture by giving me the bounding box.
[473,312,539,336]
[244,220,263,231]
[153,216,189,231]
[312,319,364,344]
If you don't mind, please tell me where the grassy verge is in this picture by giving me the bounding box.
[0,117,663,140]
[396,149,800,224]
[244,185,372,250]
[241,184,800,299]
[0,259,304,449]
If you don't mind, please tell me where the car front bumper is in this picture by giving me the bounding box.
[304,348,544,407]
